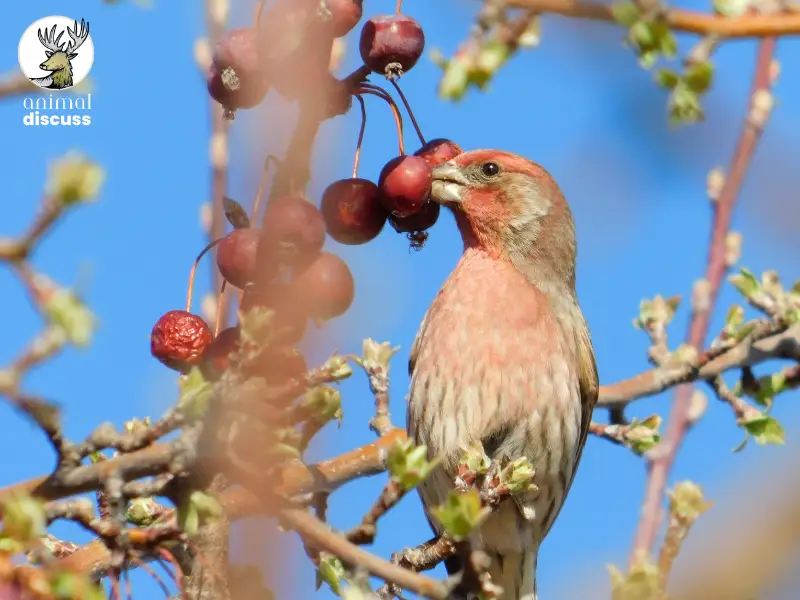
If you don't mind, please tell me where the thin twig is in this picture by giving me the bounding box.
[629,36,778,565]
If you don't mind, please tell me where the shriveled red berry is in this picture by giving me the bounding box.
[321,178,387,245]
[208,28,269,113]
[414,138,463,167]
[150,310,213,372]
[359,14,425,78]
[261,196,327,268]
[216,228,263,289]
[201,327,241,380]
[378,155,433,218]
[325,0,363,37]
[291,252,355,321]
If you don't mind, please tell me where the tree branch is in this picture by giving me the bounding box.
[629,36,778,565]
[506,0,800,38]
[280,508,450,599]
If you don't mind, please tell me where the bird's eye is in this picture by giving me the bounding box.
[481,162,500,177]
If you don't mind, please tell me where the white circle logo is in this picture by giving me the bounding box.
[18,16,94,91]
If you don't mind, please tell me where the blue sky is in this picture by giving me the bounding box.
[1,1,799,598]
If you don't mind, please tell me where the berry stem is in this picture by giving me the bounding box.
[395,0,403,14]
[253,154,281,226]
[215,280,228,337]
[186,238,224,313]
[357,86,405,156]
[388,79,426,146]
[352,95,367,178]
[254,0,265,25]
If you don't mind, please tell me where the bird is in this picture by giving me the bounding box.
[406,150,599,599]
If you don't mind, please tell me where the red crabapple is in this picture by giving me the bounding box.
[325,0,363,38]
[414,138,463,167]
[150,310,213,372]
[389,201,440,234]
[378,155,433,218]
[200,326,241,380]
[261,196,327,268]
[291,252,355,321]
[321,178,388,245]
[240,287,309,346]
[216,228,263,289]
[359,14,425,78]
[208,28,268,114]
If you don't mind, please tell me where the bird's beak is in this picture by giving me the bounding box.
[430,161,469,206]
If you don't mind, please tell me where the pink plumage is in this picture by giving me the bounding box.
[407,150,598,599]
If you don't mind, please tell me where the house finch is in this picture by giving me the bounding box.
[407,150,599,599]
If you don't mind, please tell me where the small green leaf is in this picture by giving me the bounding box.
[668,480,712,521]
[729,268,761,299]
[300,386,343,425]
[50,570,106,600]
[741,415,785,446]
[316,554,346,596]
[238,306,275,347]
[499,457,537,495]
[655,68,680,89]
[433,490,489,541]
[751,372,788,407]
[178,367,213,418]
[685,61,714,94]
[437,54,471,102]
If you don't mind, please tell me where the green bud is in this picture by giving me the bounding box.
[42,288,95,347]
[673,343,699,365]
[499,457,537,495]
[751,372,788,407]
[433,490,490,541]
[300,386,343,425]
[316,553,347,596]
[611,2,641,27]
[685,61,714,94]
[359,339,399,373]
[387,440,439,491]
[608,556,662,600]
[320,354,353,382]
[0,494,46,542]
[437,53,471,102]
[724,305,745,335]
[177,490,223,537]
[50,570,105,600]
[46,152,104,206]
[126,498,163,526]
[667,480,711,521]
[458,442,491,475]
[655,69,680,89]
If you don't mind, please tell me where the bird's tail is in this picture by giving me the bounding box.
[486,550,538,600]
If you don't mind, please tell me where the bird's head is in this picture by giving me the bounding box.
[430,149,577,287]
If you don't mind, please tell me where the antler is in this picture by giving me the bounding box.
[65,19,89,55]
[37,24,65,53]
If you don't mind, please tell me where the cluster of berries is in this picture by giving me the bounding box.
[150,0,463,386]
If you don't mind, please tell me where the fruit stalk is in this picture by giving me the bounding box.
[388,79,426,146]
[352,95,367,178]
[186,238,223,313]
[356,86,405,155]
[253,154,281,225]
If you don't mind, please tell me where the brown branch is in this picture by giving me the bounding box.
[0,73,38,97]
[506,0,800,37]
[52,429,407,577]
[598,322,800,408]
[281,508,450,599]
[629,36,778,566]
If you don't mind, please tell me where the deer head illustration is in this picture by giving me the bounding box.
[35,19,90,90]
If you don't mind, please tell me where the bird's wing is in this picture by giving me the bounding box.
[408,306,431,378]
[541,317,599,537]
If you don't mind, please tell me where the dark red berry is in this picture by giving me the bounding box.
[208,28,269,113]
[216,228,263,289]
[150,310,213,372]
[201,327,241,380]
[359,14,425,78]
[389,202,440,234]
[378,155,433,218]
[321,178,387,245]
[325,0,363,37]
[253,347,308,385]
[291,252,355,321]
[261,196,327,268]
[414,138,463,167]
